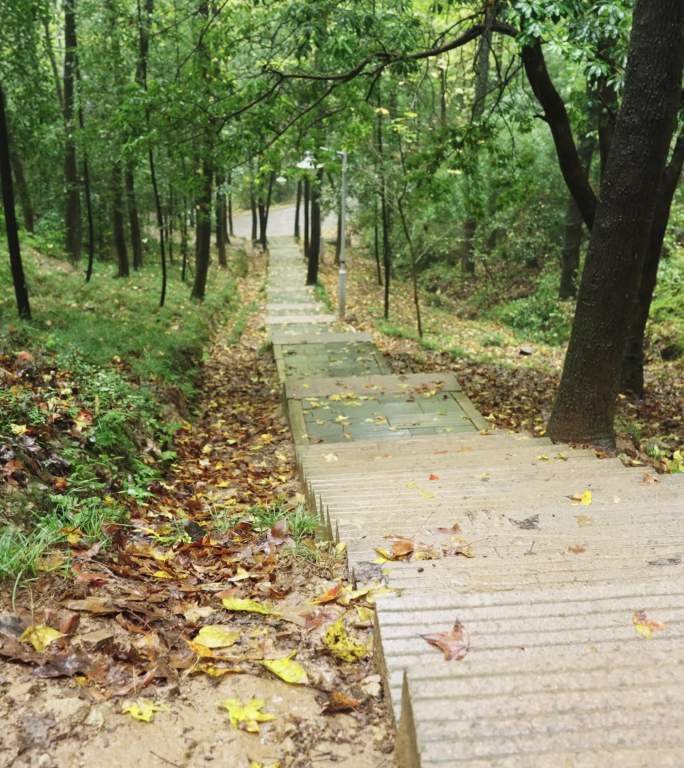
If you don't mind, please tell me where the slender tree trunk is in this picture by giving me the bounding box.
[620,131,684,395]
[9,146,34,233]
[216,172,227,267]
[249,179,257,244]
[227,175,234,237]
[559,133,595,299]
[547,0,684,445]
[377,108,392,317]
[125,165,143,269]
[111,164,129,277]
[0,85,30,319]
[306,169,323,285]
[398,195,423,337]
[167,188,174,264]
[74,48,94,282]
[180,204,188,282]
[303,176,310,262]
[294,179,302,239]
[43,17,64,112]
[192,157,213,299]
[373,197,382,285]
[63,0,81,263]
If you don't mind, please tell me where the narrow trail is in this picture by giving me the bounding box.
[1,252,394,768]
[268,238,684,767]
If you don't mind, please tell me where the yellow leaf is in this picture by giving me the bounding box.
[249,762,280,768]
[153,570,173,579]
[632,610,666,640]
[220,698,276,733]
[355,606,374,625]
[580,489,592,506]
[221,597,277,616]
[191,663,240,677]
[323,619,369,662]
[575,514,593,527]
[193,625,240,649]
[10,423,27,435]
[262,654,308,685]
[19,624,63,652]
[121,699,168,723]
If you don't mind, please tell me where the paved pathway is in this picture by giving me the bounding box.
[266,238,684,768]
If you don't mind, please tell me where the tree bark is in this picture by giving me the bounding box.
[520,41,597,230]
[249,178,257,244]
[559,131,595,299]
[9,145,34,233]
[620,131,684,395]
[0,84,31,319]
[216,171,227,267]
[227,176,234,237]
[373,197,382,285]
[547,0,684,445]
[191,156,213,299]
[306,169,323,285]
[294,179,302,239]
[43,16,64,112]
[125,164,143,269]
[63,0,81,263]
[303,176,310,262]
[180,205,188,282]
[111,164,129,278]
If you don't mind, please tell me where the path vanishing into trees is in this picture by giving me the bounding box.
[267,238,684,767]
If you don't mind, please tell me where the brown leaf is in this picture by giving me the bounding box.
[421,621,470,661]
[322,690,362,714]
[390,538,414,559]
[567,545,586,555]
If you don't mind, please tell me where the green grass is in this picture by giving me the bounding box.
[314,281,333,312]
[0,241,243,582]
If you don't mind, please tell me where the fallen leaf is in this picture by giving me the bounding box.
[262,654,308,685]
[428,473,439,481]
[19,624,63,653]
[569,490,592,506]
[221,597,277,616]
[575,514,593,527]
[220,697,276,733]
[632,610,666,639]
[360,674,382,698]
[323,618,368,662]
[311,583,343,604]
[193,625,240,649]
[183,604,216,623]
[121,699,168,723]
[422,621,470,661]
[322,690,361,713]
[567,545,586,554]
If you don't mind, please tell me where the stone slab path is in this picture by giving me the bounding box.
[266,238,684,768]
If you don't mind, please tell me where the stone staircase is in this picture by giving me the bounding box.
[266,238,684,768]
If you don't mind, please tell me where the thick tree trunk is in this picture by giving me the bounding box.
[306,169,322,285]
[191,157,213,300]
[0,85,31,319]
[547,0,684,445]
[620,131,684,395]
[111,164,129,278]
[303,177,310,262]
[63,0,81,263]
[125,164,143,269]
[9,147,34,233]
[559,133,594,299]
[294,179,302,239]
[216,171,227,267]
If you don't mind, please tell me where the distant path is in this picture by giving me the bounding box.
[231,203,337,240]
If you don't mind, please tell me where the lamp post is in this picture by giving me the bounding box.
[337,150,348,321]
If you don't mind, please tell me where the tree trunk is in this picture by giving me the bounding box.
[249,180,257,244]
[303,176,310,262]
[547,0,684,445]
[0,84,31,319]
[559,132,595,299]
[167,188,174,264]
[63,0,81,263]
[227,185,234,237]
[191,156,213,300]
[111,164,129,278]
[125,164,143,269]
[9,146,34,233]
[294,179,302,239]
[74,47,95,282]
[306,169,322,285]
[43,17,64,112]
[216,171,227,267]
[620,131,684,395]
[373,197,382,285]
[180,205,188,282]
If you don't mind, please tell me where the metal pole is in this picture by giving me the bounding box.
[337,150,347,321]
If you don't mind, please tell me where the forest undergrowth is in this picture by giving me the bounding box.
[0,249,393,768]
[319,249,683,474]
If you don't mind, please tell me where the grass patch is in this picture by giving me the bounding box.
[0,243,242,581]
[314,281,333,312]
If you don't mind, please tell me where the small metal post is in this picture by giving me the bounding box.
[337,150,348,321]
